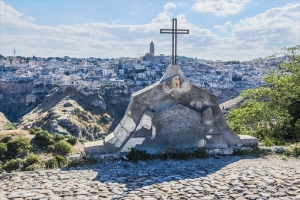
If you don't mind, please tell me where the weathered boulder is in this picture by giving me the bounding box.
[85,64,258,154]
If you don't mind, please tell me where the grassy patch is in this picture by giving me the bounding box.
[284,143,300,157]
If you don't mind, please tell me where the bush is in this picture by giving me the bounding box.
[47,145,55,152]
[194,148,208,158]
[55,155,67,167]
[53,134,65,142]
[5,122,16,130]
[169,150,189,160]
[284,143,300,157]
[45,157,58,169]
[29,127,42,135]
[0,142,7,158]
[34,130,54,148]
[1,135,12,143]
[65,135,78,146]
[54,140,72,155]
[24,155,40,167]
[3,158,23,172]
[25,164,41,171]
[127,148,149,161]
[6,136,32,158]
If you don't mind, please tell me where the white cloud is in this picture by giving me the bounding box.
[231,3,300,45]
[0,1,217,58]
[178,3,188,7]
[1,1,298,61]
[192,0,251,16]
[112,19,121,24]
[24,16,35,21]
[212,3,300,58]
[214,21,232,33]
[164,2,176,10]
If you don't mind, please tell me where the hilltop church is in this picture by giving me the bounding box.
[143,41,165,63]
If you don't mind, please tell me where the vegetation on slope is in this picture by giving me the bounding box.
[226,45,300,146]
[0,127,78,172]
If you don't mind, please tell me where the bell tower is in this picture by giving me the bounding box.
[149,41,154,56]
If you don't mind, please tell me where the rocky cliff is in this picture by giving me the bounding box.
[0,82,55,122]
[1,81,240,140]
[17,86,132,140]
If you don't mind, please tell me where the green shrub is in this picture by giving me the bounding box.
[1,135,12,143]
[284,143,300,157]
[25,164,41,171]
[67,157,96,167]
[54,140,72,155]
[127,148,149,161]
[47,145,55,152]
[194,148,208,158]
[3,158,23,172]
[5,122,16,130]
[65,135,78,145]
[6,136,32,158]
[232,148,252,156]
[0,161,2,170]
[55,155,67,167]
[29,127,42,135]
[34,130,54,148]
[24,155,40,167]
[0,142,7,158]
[170,150,189,160]
[53,134,65,142]
[45,157,58,169]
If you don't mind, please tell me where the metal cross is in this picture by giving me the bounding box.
[160,18,189,64]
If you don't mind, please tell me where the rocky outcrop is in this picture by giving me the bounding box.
[17,87,115,140]
[0,82,54,122]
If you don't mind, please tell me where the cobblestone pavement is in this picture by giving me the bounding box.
[0,155,299,200]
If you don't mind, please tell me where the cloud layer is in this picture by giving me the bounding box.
[192,0,251,16]
[0,1,299,61]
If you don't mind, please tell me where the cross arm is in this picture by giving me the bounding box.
[160,29,189,34]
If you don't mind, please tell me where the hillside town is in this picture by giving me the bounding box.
[0,42,286,92]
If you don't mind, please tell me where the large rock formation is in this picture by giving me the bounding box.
[18,87,114,140]
[85,64,258,154]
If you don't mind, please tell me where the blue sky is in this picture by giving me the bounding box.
[0,0,299,61]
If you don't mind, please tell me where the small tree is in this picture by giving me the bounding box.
[55,155,67,167]
[6,136,32,158]
[65,135,78,145]
[54,140,72,155]
[3,158,23,172]
[0,142,7,159]
[45,157,58,169]
[29,127,42,135]
[34,130,55,148]
[1,135,12,143]
[226,45,300,145]
[24,155,40,167]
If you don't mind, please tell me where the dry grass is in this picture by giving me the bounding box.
[0,112,9,130]
[0,129,34,140]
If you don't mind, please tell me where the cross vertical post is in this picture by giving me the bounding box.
[160,18,189,64]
